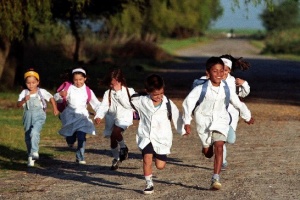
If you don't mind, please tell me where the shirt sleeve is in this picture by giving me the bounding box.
[238,81,250,98]
[18,90,27,101]
[40,89,53,102]
[182,86,202,124]
[94,90,110,119]
[114,87,135,110]
[230,92,251,122]
[88,90,101,116]
[169,99,185,135]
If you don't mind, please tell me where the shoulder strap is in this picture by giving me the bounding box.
[37,88,47,111]
[222,80,230,109]
[85,86,92,103]
[126,87,138,111]
[166,97,172,120]
[197,80,209,106]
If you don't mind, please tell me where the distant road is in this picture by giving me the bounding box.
[161,38,300,105]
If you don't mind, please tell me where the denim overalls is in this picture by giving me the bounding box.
[23,94,46,157]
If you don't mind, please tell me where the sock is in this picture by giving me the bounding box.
[111,147,119,160]
[212,174,220,180]
[117,140,126,148]
[145,174,153,186]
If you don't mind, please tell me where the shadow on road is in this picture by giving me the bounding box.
[159,56,300,106]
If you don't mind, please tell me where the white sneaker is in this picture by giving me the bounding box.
[32,152,39,160]
[27,157,35,167]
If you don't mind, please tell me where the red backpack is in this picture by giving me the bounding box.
[56,81,92,112]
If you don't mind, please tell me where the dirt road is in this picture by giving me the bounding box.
[1,38,299,200]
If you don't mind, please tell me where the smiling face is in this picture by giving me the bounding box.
[148,88,164,105]
[223,65,231,79]
[207,63,224,86]
[73,73,86,88]
[25,76,39,92]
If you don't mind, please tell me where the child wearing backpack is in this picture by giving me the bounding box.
[17,68,59,167]
[220,54,251,170]
[55,67,101,164]
[182,57,254,190]
[95,68,135,170]
[130,74,185,195]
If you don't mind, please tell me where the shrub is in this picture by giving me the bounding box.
[263,28,300,55]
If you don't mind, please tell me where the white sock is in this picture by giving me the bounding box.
[145,174,153,186]
[117,140,126,148]
[111,147,119,160]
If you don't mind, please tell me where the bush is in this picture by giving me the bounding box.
[263,28,300,55]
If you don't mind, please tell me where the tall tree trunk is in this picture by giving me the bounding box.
[0,38,11,84]
[69,13,80,63]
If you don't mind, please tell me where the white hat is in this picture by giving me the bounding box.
[221,58,232,69]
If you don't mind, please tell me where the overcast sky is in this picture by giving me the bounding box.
[211,0,266,30]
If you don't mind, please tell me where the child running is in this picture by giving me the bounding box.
[17,68,59,167]
[95,68,135,170]
[130,74,185,194]
[220,54,251,170]
[182,57,254,190]
[55,67,101,164]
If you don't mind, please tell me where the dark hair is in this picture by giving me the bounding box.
[102,68,127,87]
[144,74,164,92]
[205,57,224,71]
[220,54,250,72]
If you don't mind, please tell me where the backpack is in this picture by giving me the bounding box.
[56,81,92,112]
[129,92,172,121]
[192,78,230,117]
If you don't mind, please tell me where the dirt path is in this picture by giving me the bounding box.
[1,38,300,200]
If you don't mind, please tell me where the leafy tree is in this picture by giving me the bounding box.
[260,0,300,32]
[0,0,52,88]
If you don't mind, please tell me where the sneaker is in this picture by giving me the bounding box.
[210,178,222,190]
[221,163,228,171]
[143,184,154,195]
[111,159,120,170]
[76,160,86,165]
[32,152,39,160]
[119,146,129,161]
[27,157,35,167]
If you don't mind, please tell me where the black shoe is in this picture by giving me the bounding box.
[119,146,129,161]
[110,159,120,170]
[143,184,154,195]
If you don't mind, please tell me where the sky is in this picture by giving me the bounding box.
[211,0,267,30]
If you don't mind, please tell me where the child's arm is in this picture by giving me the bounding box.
[94,90,110,120]
[230,92,254,124]
[114,87,136,109]
[49,97,59,116]
[236,78,250,98]
[169,99,185,135]
[17,90,29,108]
[182,86,202,125]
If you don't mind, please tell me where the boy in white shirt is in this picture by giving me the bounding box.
[131,74,185,195]
[182,57,254,190]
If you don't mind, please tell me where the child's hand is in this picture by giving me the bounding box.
[59,90,67,98]
[24,95,30,101]
[184,124,191,135]
[53,108,59,116]
[95,118,101,124]
[245,117,254,125]
[235,78,245,86]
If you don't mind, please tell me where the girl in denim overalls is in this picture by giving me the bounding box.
[17,69,59,167]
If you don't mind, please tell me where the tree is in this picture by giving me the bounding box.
[0,0,52,88]
[260,0,300,32]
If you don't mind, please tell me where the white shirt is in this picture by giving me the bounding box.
[18,88,53,108]
[57,84,101,136]
[131,95,185,155]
